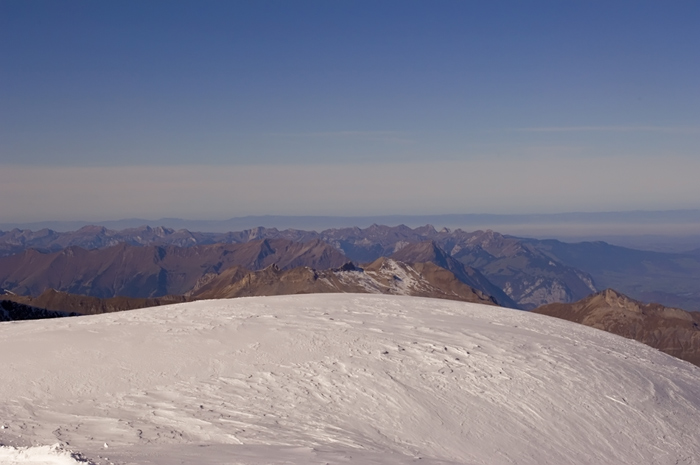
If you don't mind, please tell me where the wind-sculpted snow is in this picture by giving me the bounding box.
[0,295,698,464]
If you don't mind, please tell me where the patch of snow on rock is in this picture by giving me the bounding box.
[336,268,384,294]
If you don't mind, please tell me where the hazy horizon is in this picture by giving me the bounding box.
[2,2,699,222]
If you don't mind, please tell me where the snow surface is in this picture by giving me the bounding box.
[0,443,91,465]
[0,294,699,465]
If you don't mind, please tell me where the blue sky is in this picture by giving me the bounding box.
[1,1,699,221]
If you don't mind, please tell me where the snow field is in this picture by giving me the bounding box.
[0,294,698,464]
[0,443,93,465]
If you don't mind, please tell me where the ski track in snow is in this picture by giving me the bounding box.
[0,294,699,464]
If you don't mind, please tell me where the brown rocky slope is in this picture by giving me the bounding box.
[188,258,499,306]
[533,289,700,367]
[0,239,348,298]
[0,299,80,321]
[2,259,499,315]
[6,289,187,316]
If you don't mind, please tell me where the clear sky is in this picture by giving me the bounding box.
[1,1,699,222]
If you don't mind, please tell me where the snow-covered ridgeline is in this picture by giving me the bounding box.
[0,294,698,464]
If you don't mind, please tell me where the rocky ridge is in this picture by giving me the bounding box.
[533,289,700,366]
[0,299,80,322]
[389,240,518,308]
[0,239,348,299]
[2,258,500,316]
[188,258,499,306]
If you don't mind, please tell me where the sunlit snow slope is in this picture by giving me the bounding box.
[0,294,699,465]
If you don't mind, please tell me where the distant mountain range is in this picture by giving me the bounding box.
[3,209,700,234]
[2,223,700,310]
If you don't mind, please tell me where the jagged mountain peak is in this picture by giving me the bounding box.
[596,288,639,309]
[246,226,279,240]
[75,225,108,233]
[335,262,360,272]
[263,263,281,273]
[363,256,401,272]
[147,225,173,235]
[577,288,695,322]
[413,224,438,235]
[390,240,450,268]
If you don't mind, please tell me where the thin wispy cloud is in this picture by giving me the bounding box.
[269,131,416,145]
[515,126,700,134]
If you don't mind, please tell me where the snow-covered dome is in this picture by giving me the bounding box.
[0,294,698,464]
